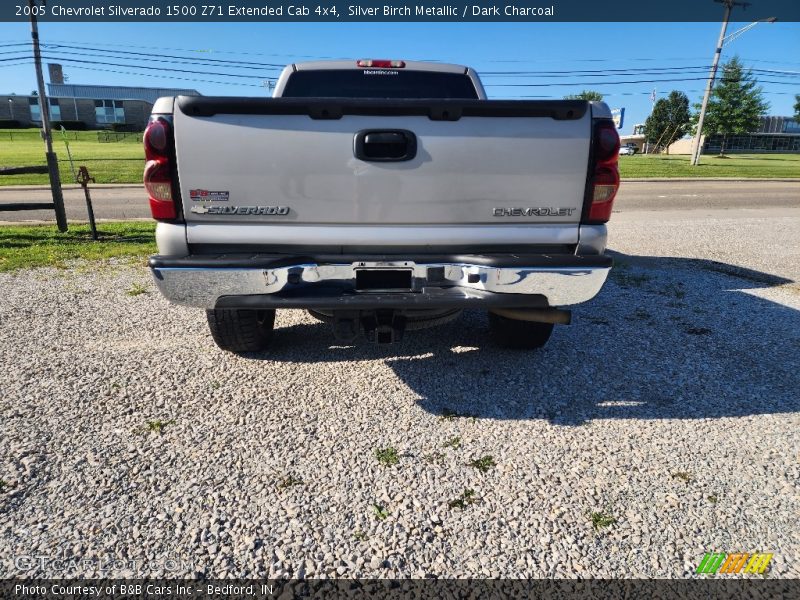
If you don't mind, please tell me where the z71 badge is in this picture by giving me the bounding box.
[190,189,229,202]
[191,205,290,216]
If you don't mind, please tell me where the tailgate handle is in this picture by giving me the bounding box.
[354,129,417,162]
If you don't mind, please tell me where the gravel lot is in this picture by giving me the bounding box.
[1,209,798,579]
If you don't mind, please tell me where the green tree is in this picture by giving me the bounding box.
[643,91,691,153]
[693,56,769,155]
[564,90,604,101]
[794,94,800,122]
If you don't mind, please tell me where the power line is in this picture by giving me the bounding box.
[34,55,276,79]
[53,65,264,87]
[8,37,800,68]
[484,77,800,87]
[43,38,350,61]
[41,43,288,68]
[4,53,797,85]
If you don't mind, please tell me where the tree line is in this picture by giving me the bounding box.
[565,56,800,155]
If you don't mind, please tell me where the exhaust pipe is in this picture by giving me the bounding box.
[489,308,572,325]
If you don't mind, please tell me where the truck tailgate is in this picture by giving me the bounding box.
[172,98,591,242]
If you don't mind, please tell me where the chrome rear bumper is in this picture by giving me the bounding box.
[149,254,611,309]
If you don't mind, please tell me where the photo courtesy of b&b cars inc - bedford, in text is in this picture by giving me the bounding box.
[0,1,799,599]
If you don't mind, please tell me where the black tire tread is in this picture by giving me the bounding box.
[206,308,275,352]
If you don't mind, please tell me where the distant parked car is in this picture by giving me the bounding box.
[619,146,636,155]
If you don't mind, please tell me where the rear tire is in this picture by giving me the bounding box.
[206,308,275,352]
[488,312,554,349]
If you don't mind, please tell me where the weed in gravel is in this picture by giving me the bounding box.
[0,479,6,493]
[587,510,617,531]
[468,455,496,473]
[276,474,303,490]
[126,282,149,296]
[439,408,477,422]
[210,381,221,390]
[671,471,693,483]
[372,503,389,521]
[353,531,368,541]
[375,447,399,467]
[439,408,458,421]
[423,452,445,464]
[707,495,718,504]
[141,419,175,434]
[448,489,478,510]
[685,327,712,336]
[442,436,462,450]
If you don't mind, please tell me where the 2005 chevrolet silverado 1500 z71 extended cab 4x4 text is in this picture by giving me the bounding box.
[145,59,619,351]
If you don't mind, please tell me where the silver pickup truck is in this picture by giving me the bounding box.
[145,59,619,351]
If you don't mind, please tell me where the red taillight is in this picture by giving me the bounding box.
[586,120,620,224]
[143,118,177,220]
[357,59,405,68]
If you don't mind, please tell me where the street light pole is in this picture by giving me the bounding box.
[8,98,13,121]
[29,0,67,231]
[691,2,776,166]
[691,0,742,166]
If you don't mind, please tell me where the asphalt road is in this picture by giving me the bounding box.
[0,180,798,223]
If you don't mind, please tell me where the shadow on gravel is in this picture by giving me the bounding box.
[247,251,799,425]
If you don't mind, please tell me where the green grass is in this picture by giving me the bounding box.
[0,222,156,271]
[618,153,800,179]
[0,128,143,185]
[3,129,796,185]
[126,282,149,296]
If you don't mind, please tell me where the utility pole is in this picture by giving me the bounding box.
[29,0,67,231]
[691,0,750,166]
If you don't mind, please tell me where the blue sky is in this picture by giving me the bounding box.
[1,21,798,132]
